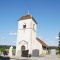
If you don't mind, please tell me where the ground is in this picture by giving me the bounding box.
[9,54,60,60]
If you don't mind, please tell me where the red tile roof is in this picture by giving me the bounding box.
[18,14,37,24]
[19,14,31,20]
[36,37,47,47]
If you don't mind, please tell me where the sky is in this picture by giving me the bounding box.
[0,0,60,46]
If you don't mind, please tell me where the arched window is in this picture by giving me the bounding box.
[33,24,35,29]
[23,23,26,28]
[33,24,36,30]
[21,45,25,51]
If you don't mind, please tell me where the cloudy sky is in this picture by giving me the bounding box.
[0,0,60,46]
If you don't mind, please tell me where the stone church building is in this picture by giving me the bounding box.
[16,12,47,57]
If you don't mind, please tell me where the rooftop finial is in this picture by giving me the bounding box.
[27,10,29,14]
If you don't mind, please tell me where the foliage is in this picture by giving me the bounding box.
[47,46,58,50]
[0,45,16,49]
[0,45,16,56]
[0,48,6,52]
[47,46,60,55]
[3,50,8,55]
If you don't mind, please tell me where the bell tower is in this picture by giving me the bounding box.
[16,13,37,56]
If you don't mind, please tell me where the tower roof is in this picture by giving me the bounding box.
[18,14,37,24]
[19,14,31,20]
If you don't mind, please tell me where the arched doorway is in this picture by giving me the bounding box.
[21,45,25,51]
[21,45,29,57]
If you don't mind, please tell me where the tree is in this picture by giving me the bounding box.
[58,32,60,54]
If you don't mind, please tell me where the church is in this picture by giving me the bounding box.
[16,12,47,57]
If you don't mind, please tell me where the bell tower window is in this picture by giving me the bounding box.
[23,23,26,28]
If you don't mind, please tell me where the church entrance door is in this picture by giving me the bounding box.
[21,45,29,57]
